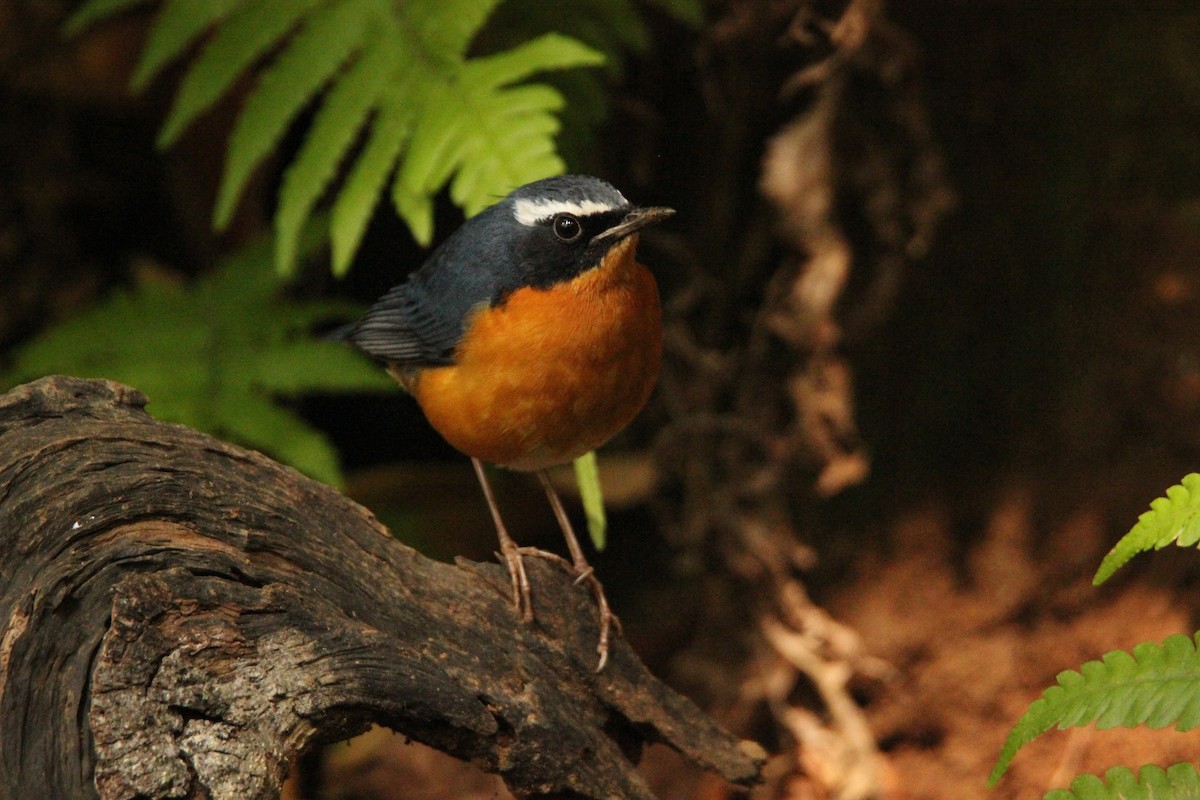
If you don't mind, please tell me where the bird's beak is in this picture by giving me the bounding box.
[591,206,675,245]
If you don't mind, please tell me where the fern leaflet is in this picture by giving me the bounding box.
[130,0,246,90]
[573,451,607,551]
[275,9,401,271]
[64,0,152,36]
[0,224,391,488]
[990,633,1200,785]
[1094,473,1200,585]
[214,0,376,230]
[640,0,705,27]
[68,0,604,274]
[405,0,505,57]
[475,0,702,163]
[330,99,413,275]
[1044,763,1200,800]
[156,0,323,148]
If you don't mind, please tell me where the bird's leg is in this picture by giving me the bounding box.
[535,470,619,672]
[472,457,533,622]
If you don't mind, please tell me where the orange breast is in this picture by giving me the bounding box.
[412,235,661,471]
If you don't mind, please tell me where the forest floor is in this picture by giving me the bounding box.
[828,487,1200,800]
[284,478,1200,800]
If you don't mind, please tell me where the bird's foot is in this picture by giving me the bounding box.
[518,547,620,672]
[494,541,533,623]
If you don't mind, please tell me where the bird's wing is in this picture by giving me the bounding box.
[336,283,462,366]
[337,203,517,367]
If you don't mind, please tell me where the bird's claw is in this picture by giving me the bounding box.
[509,547,618,671]
[495,546,533,623]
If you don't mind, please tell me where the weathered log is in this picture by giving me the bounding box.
[0,376,763,799]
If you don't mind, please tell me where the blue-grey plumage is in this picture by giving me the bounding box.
[334,175,638,369]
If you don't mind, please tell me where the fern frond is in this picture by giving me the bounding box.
[70,0,606,272]
[214,0,376,229]
[402,0,506,57]
[1,223,391,488]
[131,0,246,90]
[1044,763,1200,800]
[157,0,323,147]
[990,633,1200,786]
[474,0,698,166]
[64,0,153,37]
[215,392,344,488]
[584,0,655,53]
[640,0,705,28]
[1095,473,1200,585]
[275,12,400,272]
[445,84,569,217]
[479,0,661,74]
[465,32,607,90]
[388,83,468,244]
[330,99,413,275]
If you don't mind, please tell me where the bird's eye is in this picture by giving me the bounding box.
[552,214,582,243]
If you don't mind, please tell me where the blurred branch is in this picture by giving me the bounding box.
[653,0,952,796]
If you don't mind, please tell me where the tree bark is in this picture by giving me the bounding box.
[0,376,763,799]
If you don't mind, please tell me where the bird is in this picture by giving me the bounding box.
[333,175,673,670]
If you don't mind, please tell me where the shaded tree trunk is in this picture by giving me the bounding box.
[0,376,762,799]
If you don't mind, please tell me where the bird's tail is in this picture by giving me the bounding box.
[322,321,358,342]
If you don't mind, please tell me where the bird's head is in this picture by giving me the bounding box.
[486,175,674,290]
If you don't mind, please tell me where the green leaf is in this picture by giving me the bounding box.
[478,0,652,68]
[330,98,413,273]
[392,83,471,201]
[275,10,400,274]
[253,340,393,393]
[441,83,571,217]
[64,0,154,37]
[990,633,1200,786]
[464,33,604,90]
[1095,473,1200,585]
[1,224,390,487]
[72,0,621,269]
[472,0,665,167]
[132,0,247,90]
[392,184,437,248]
[157,0,324,147]
[214,0,375,230]
[573,451,607,551]
[1044,763,1200,800]
[639,0,704,28]
[403,0,505,57]
[215,391,346,487]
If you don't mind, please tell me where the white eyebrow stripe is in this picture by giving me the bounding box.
[512,197,627,226]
